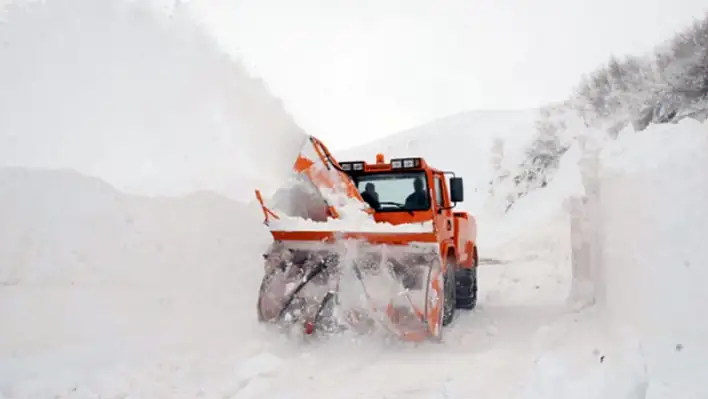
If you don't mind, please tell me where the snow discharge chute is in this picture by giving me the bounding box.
[254,136,446,342]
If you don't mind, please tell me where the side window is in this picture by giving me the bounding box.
[434,175,444,206]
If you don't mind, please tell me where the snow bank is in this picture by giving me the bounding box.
[594,118,708,397]
[0,0,305,201]
[0,0,311,395]
[0,167,277,396]
[491,117,707,399]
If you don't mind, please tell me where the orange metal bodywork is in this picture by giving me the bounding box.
[255,134,478,270]
[270,230,439,245]
[255,135,478,342]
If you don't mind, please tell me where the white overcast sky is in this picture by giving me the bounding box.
[188,0,707,150]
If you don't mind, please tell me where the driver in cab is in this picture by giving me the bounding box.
[404,177,429,209]
[360,182,381,210]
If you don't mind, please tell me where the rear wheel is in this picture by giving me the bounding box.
[455,250,478,310]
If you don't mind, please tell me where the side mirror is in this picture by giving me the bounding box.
[449,177,464,203]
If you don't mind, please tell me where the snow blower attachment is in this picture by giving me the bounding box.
[255,136,478,342]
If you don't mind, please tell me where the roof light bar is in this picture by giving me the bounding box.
[391,158,421,169]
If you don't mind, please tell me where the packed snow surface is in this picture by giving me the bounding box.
[1,0,707,397]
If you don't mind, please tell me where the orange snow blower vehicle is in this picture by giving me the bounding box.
[254,136,478,342]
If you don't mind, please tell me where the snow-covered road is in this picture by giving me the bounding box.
[0,170,581,398]
[1,1,707,397]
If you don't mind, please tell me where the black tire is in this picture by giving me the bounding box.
[455,250,478,310]
[442,259,456,326]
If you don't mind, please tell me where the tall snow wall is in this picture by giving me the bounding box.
[573,118,708,398]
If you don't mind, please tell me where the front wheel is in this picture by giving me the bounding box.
[442,260,456,326]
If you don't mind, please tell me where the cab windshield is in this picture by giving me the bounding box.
[354,171,430,212]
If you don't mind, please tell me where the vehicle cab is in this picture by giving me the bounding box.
[338,153,465,235]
